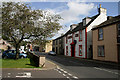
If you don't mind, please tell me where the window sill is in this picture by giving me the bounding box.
[98,39,104,41]
[98,56,105,57]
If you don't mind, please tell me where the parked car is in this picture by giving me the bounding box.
[2,50,27,59]
[48,51,56,56]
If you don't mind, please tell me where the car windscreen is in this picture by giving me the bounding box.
[9,50,16,53]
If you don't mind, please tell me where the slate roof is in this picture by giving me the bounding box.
[92,15,120,30]
[64,14,99,36]
[53,13,100,40]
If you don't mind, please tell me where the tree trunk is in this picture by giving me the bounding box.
[15,44,19,59]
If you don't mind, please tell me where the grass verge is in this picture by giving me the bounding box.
[0,58,41,68]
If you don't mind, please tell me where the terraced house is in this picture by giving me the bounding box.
[92,15,120,62]
[52,35,65,55]
[64,5,107,59]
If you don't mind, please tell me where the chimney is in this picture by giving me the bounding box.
[82,17,91,26]
[70,24,77,31]
[98,4,107,15]
[107,16,113,20]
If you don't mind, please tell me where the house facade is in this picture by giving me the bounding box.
[52,35,65,55]
[64,5,107,59]
[0,39,15,50]
[92,15,120,62]
[45,40,53,52]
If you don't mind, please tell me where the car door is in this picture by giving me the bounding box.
[12,50,16,58]
[7,50,13,58]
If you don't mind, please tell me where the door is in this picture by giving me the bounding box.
[71,45,75,57]
[90,45,93,59]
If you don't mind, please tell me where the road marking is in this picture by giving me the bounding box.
[66,76,70,78]
[94,67,119,75]
[68,73,72,76]
[58,71,62,73]
[63,71,67,73]
[7,76,10,78]
[56,67,79,80]
[63,74,66,76]
[57,66,60,69]
[73,76,79,79]
[16,72,31,78]
[60,69,64,71]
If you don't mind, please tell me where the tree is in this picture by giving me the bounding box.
[2,2,62,59]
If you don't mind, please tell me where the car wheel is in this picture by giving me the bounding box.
[3,56,7,59]
[21,56,24,59]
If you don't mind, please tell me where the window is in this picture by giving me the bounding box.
[75,34,78,37]
[53,41,55,45]
[98,28,103,40]
[79,30,82,41]
[66,46,68,55]
[79,45,82,56]
[98,46,105,57]
[59,39,61,44]
[56,40,58,45]
[118,24,120,37]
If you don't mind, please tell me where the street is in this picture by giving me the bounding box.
[35,52,120,79]
[1,52,120,80]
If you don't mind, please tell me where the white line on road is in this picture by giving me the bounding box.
[58,71,62,73]
[8,73,11,75]
[7,76,10,78]
[63,71,67,73]
[68,73,72,76]
[63,74,66,76]
[16,72,32,78]
[57,66,60,69]
[60,69,64,71]
[73,76,79,79]
[94,67,119,75]
[66,76,70,78]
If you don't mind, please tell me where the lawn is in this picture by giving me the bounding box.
[1,58,41,68]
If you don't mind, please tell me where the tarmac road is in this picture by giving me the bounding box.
[35,52,120,80]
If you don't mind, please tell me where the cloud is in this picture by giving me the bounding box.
[49,2,96,39]
[52,25,70,39]
[59,2,96,25]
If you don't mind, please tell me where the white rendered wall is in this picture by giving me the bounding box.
[87,13,107,58]
[74,30,86,58]
[65,30,86,58]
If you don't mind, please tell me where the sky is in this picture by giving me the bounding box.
[25,2,118,39]
[1,1,118,39]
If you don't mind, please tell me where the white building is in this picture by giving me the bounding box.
[64,5,107,59]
